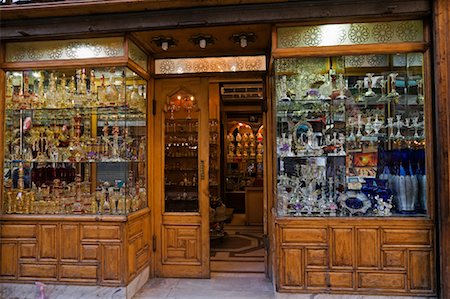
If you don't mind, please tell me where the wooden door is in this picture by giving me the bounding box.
[154,78,210,278]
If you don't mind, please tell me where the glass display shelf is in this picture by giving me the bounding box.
[275,54,427,218]
[3,67,148,216]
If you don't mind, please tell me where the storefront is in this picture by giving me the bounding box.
[0,0,449,297]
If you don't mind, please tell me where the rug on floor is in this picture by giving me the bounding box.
[210,231,264,260]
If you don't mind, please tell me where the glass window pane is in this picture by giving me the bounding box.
[275,53,426,217]
[3,67,147,215]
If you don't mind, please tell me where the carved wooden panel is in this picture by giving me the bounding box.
[60,224,79,261]
[1,224,36,239]
[357,229,378,268]
[137,246,149,270]
[305,248,327,268]
[331,228,353,268]
[306,271,353,289]
[358,272,405,289]
[19,243,36,260]
[60,264,97,281]
[19,264,57,279]
[128,239,137,277]
[0,242,17,277]
[81,244,99,262]
[409,250,432,290]
[81,225,121,241]
[281,248,303,287]
[1,212,151,287]
[276,220,435,295]
[101,244,122,283]
[383,229,431,246]
[163,226,201,264]
[39,225,57,260]
[382,250,406,270]
[282,228,327,244]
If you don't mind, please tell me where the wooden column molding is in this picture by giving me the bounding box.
[434,0,450,297]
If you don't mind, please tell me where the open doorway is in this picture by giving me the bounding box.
[209,81,266,274]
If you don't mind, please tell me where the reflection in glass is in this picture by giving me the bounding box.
[275,53,426,217]
[3,67,147,215]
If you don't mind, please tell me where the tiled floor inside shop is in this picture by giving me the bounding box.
[133,273,435,299]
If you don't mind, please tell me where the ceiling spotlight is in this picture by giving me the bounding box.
[190,34,216,49]
[152,36,177,51]
[231,32,256,48]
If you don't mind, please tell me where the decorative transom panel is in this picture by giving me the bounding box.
[277,20,423,48]
[128,41,148,71]
[5,37,125,62]
[155,56,266,74]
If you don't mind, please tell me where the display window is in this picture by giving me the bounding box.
[274,53,427,217]
[3,67,147,215]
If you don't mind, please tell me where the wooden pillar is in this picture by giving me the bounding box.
[434,0,450,297]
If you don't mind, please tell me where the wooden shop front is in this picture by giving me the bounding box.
[1,0,449,297]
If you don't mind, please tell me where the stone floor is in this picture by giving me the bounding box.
[132,273,435,299]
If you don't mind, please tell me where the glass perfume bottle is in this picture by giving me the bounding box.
[416,78,424,105]
[97,74,106,106]
[377,77,388,102]
[88,69,97,107]
[129,79,141,110]
[68,76,76,108]
[364,73,376,97]
[46,73,57,108]
[105,72,119,106]
[5,74,14,109]
[336,74,347,100]
[119,70,126,106]
[387,73,399,103]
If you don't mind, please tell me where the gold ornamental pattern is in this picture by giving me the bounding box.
[277,20,423,48]
[5,37,125,62]
[155,56,266,74]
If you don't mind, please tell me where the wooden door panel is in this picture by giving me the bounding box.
[357,229,378,268]
[60,224,79,261]
[331,228,353,268]
[305,248,327,268]
[282,228,327,244]
[409,250,433,290]
[281,248,303,287]
[382,229,431,246]
[39,224,57,260]
[19,243,36,260]
[163,225,201,264]
[306,271,353,289]
[382,249,406,270]
[101,244,122,283]
[1,224,36,239]
[0,242,17,277]
[358,272,405,289]
[19,264,57,279]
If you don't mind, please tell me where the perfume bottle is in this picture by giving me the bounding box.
[5,74,13,108]
[364,73,376,97]
[46,73,57,108]
[68,76,76,107]
[129,79,141,109]
[57,74,67,108]
[105,72,119,106]
[97,74,106,106]
[88,69,97,107]
[119,70,126,106]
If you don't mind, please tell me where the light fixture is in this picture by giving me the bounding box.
[231,32,256,48]
[152,36,177,51]
[189,34,216,49]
